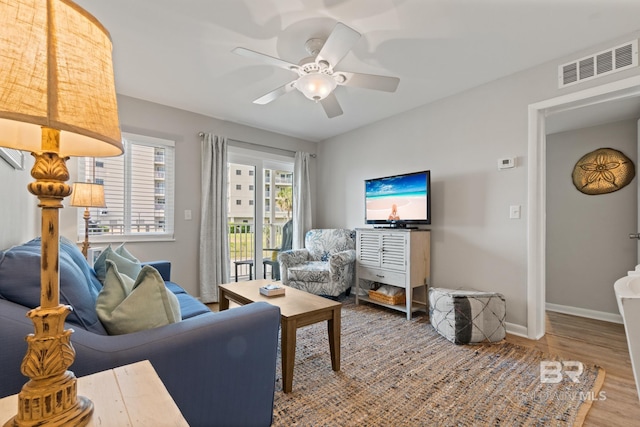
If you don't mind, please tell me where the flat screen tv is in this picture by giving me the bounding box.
[365,170,431,227]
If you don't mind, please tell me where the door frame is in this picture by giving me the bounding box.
[228,146,294,278]
[527,74,640,339]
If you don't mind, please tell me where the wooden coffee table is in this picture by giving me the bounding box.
[219,279,341,393]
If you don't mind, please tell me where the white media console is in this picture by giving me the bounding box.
[355,228,431,319]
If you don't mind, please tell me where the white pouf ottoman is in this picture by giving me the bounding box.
[428,287,506,344]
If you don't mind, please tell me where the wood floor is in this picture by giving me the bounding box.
[211,299,638,425]
[507,311,640,426]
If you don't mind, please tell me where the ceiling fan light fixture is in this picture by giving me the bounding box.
[296,72,337,101]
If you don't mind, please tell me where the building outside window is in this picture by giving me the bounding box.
[76,132,175,240]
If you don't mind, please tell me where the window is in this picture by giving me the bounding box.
[236,184,242,190]
[77,132,175,241]
[236,169,241,175]
[236,200,242,205]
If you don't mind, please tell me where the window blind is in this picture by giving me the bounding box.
[77,133,175,240]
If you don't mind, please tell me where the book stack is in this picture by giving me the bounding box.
[259,284,285,297]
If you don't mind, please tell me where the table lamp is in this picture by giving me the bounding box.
[70,182,106,259]
[0,1,123,426]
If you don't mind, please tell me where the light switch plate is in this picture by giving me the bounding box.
[509,205,521,219]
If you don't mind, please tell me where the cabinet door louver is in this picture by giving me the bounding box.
[381,234,406,270]
[358,232,380,266]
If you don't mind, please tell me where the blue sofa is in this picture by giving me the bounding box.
[0,238,280,427]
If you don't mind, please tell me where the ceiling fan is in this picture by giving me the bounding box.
[232,22,400,118]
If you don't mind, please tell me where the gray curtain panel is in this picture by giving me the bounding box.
[199,133,230,302]
[293,151,312,250]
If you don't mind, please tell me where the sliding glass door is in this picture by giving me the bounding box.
[227,147,293,281]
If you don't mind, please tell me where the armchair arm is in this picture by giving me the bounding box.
[329,249,356,270]
[278,249,309,268]
[278,249,309,285]
[278,249,309,267]
[329,249,357,288]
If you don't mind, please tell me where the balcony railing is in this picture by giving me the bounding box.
[229,221,286,281]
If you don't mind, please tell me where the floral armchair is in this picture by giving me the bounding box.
[278,229,356,298]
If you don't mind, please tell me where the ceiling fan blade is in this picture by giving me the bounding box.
[253,81,296,105]
[338,71,400,92]
[320,92,343,118]
[316,22,361,67]
[232,47,299,72]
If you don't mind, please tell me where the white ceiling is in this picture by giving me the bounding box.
[74,0,640,142]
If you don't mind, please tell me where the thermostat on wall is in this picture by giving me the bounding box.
[498,157,515,170]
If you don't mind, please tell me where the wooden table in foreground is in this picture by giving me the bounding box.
[0,360,188,427]
[219,279,342,393]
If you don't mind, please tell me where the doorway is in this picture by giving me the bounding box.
[528,74,640,339]
[545,120,637,322]
[227,146,294,280]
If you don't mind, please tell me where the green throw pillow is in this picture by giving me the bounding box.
[94,244,142,283]
[96,260,181,335]
[114,243,138,263]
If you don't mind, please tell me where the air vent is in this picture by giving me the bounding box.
[558,40,638,88]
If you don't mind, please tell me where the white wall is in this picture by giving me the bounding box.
[60,95,317,298]
[0,154,38,249]
[316,30,640,328]
[546,120,637,315]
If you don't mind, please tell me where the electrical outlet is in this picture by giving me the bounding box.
[184,209,192,220]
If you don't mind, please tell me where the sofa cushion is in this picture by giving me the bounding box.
[0,240,107,335]
[94,244,141,282]
[163,281,210,319]
[96,261,181,335]
[175,293,211,319]
[24,236,104,297]
[165,281,187,295]
[288,261,330,282]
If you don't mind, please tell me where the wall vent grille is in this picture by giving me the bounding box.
[558,40,638,88]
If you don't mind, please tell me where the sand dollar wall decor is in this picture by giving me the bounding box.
[572,147,635,195]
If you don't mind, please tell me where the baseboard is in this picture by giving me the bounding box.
[546,302,623,324]
[505,322,528,338]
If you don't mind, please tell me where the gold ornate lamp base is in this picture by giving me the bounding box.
[5,376,92,427]
[81,208,91,259]
[4,128,93,427]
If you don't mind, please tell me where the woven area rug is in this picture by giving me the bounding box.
[272,297,605,427]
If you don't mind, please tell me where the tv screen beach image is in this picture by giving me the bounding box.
[366,173,428,221]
